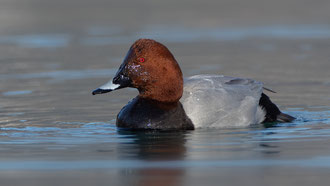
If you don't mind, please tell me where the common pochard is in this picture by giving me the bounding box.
[92,39,294,130]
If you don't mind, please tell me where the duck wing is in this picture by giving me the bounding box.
[181,75,264,128]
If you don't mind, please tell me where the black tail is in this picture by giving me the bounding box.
[259,93,295,123]
[277,113,296,122]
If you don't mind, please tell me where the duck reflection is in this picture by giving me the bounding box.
[117,130,190,186]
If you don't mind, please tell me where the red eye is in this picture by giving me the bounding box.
[139,58,145,62]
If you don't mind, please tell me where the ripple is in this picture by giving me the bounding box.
[83,25,330,46]
[0,69,116,80]
[2,157,330,170]
[0,121,118,144]
[1,127,62,132]
[0,34,71,48]
[2,90,33,96]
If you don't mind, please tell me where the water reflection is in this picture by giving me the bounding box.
[259,143,280,155]
[117,130,190,186]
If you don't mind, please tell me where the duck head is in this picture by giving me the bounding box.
[92,39,184,103]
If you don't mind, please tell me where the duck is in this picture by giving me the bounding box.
[92,39,295,130]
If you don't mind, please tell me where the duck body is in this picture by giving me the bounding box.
[92,39,295,130]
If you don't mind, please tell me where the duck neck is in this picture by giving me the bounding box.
[137,96,180,110]
[138,77,183,103]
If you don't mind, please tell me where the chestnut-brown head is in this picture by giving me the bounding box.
[92,39,184,103]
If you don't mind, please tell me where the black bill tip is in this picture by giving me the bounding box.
[92,88,112,95]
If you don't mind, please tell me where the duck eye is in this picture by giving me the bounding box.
[139,58,145,63]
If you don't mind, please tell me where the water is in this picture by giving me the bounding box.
[1,0,330,185]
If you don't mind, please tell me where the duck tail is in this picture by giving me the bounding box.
[259,93,295,123]
[277,112,295,122]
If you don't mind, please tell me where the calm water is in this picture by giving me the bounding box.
[1,0,330,185]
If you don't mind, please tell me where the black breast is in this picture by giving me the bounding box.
[116,97,194,130]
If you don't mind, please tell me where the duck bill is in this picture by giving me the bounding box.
[92,74,132,95]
